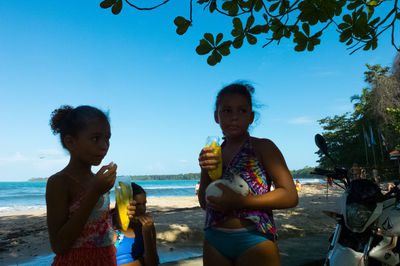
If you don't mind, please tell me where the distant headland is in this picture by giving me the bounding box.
[27,166,317,182]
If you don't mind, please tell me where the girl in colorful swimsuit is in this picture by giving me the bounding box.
[198,83,299,266]
[111,182,159,266]
[46,105,135,265]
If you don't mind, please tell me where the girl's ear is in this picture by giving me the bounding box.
[214,110,219,124]
[250,111,255,124]
[63,135,75,151]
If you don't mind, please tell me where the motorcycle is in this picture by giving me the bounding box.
[313,134,400,266]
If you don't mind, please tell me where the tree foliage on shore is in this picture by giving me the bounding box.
[316,58,400,179]
[290,166,318,179]
[100,0,400,65]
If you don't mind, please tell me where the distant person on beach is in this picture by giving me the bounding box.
[372,169,381,184]
[360,168,367,179]
[111,182,159,266]
[350,163,361,181]
[45,105,135,265]
[197,83,298,266]
[295,180,302,192]
[195,181,200,195]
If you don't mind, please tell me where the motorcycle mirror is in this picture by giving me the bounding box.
[315,134,328,155]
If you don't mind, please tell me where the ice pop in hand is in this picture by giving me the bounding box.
[205,136,222,181]
[115,177,133,231]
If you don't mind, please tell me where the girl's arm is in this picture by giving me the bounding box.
[198,170,212,210]
[198,146,220,209]
[138,216,159,266]
[242,138,298,210]
[207,139,298,212]
[46,165,117,254]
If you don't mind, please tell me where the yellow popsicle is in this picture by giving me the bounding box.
[116,181,133,231]
[206,142,222,181]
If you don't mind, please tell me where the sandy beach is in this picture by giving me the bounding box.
[0,183,343,266]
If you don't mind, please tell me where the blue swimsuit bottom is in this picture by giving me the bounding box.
[204,226,275,261]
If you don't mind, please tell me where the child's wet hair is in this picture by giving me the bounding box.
[215,82,255,111]
[131,182,146,197]
[50,105,109,148]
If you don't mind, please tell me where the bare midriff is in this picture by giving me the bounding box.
[214,217,254,229]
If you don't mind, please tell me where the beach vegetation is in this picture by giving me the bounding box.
[317,62,400,180]
[99,0,400,65]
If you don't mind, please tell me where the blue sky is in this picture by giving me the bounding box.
[0,1,398,181]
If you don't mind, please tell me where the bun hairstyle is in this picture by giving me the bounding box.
[50,105,109,148]
[215,82,255,111]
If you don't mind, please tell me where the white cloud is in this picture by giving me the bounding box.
[0,152,28,162]
[288,116,314,125]
[179,159,188,163]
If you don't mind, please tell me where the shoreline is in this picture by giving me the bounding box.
[0,183,343,266]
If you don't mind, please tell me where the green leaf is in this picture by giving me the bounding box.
[248,24,269,34]
[217,41,232,56]
[338,22,349,30]
[363,41,372,50]
[246,16,255,30]
[222,1,239,16]
[254,0,263,11]
[369,17,380,25]
[246,33,257,45]
[339,29,352,42]
[174,16,191,35]
[233,36,244,48]
[207,50,222,66]
[302,23,310,36]
[269,2,280,12]
[216,33,223,45]
[371,39,378,50]
[100,0,117,9]
[196,39,214,55]
[294,42,307,51]
[231,18,244,37]
[343,14,352,24]
[209,0,217,13]
[111,0,122,15]
[204,33,215,45]
[346,38,353,45]
[307,42,314,51]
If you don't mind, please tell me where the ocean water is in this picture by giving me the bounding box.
[0,178,324,214]
[0,179,200,214]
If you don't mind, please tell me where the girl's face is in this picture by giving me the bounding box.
[68,119,111,166]
[215,93,254,138]
[133,193,147,216]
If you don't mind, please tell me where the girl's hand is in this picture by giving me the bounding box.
[91,163,118,196]
[198,147,220,172]
[127,200,136,219]
[207,183,245,212]
[136,215,154,233]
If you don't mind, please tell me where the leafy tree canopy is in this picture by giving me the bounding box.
[100,0,400,65]
[316,62,400,179]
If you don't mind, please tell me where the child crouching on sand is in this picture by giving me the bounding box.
[111,182,159,266]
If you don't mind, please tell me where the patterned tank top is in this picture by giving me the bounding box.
[69,191,114,248]
[205,137,278,238]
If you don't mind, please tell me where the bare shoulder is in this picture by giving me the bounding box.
[46,172,69,196]
[250,137,279,155]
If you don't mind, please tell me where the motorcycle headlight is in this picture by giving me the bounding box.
[346,203,373,232]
